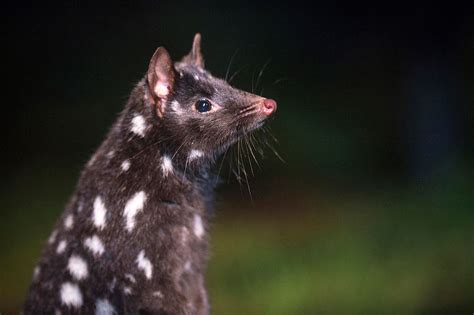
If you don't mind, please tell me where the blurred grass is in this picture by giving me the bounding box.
[208,173,473,314]
[1,168,473,314]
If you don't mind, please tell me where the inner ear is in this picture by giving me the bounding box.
[181,33,204,68]
[147,47,175,117]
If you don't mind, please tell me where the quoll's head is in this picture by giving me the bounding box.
[145,33,277,162]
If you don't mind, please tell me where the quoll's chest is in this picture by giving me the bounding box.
[26,169,211,314]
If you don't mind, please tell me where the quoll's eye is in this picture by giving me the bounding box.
[195,99,212,113]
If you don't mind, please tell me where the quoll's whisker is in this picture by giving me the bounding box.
[272,77,288,85]
[215,146,230,186]
[238,104,256,114]
[244,137,255,177]
[228,68,242,84]
[245,135,261,169]
[224,48,239,82]
[255,58,271,93]
[239,109,260,119]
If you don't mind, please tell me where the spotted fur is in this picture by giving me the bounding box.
[23,33,276,314]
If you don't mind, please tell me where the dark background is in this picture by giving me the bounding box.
[2,1,473,313]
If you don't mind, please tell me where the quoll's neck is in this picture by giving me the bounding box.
[85,80,216,192]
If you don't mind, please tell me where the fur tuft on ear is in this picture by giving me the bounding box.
[181,33,204,68]
[147,47,175,118]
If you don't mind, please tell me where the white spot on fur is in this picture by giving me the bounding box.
[67,255,88,280]
[189,149,204,161]
[60,282,83,307]
[153,291,164,298]
[193,214,204,238]
[123,286,132,295]
[48,230,58,244]
[125,274,136,283]
[95,298,116,315]
[121,160,131,171]
[87,153,98,167]
[123,191,147,232]
[64,214,74,230]
[161,155,173,177]
[106,150,115,158]
[170,100,180,110]
[84,235,105,256]
[130,115,146,137]
[193,74,200,81]
[93,196,107,230]
[170,100,184,115]
[77,201,84,212]
[136,250,153,279]
[33,266,40,279]
[184,261,192,272]
[56,240,67,254]
[179,71,184,77]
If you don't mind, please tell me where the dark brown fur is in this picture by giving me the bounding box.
[23,34,276,315]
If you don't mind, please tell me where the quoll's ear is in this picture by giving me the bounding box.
[181,33,204,68]
[147,47,175,118]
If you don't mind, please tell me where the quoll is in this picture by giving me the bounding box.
[23,33,277,315]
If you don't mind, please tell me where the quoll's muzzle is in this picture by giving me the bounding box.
[262,98,277,116]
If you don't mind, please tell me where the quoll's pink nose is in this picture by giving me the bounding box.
[262,98,277,116]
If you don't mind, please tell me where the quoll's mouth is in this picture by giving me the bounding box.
[245,117,268,135]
